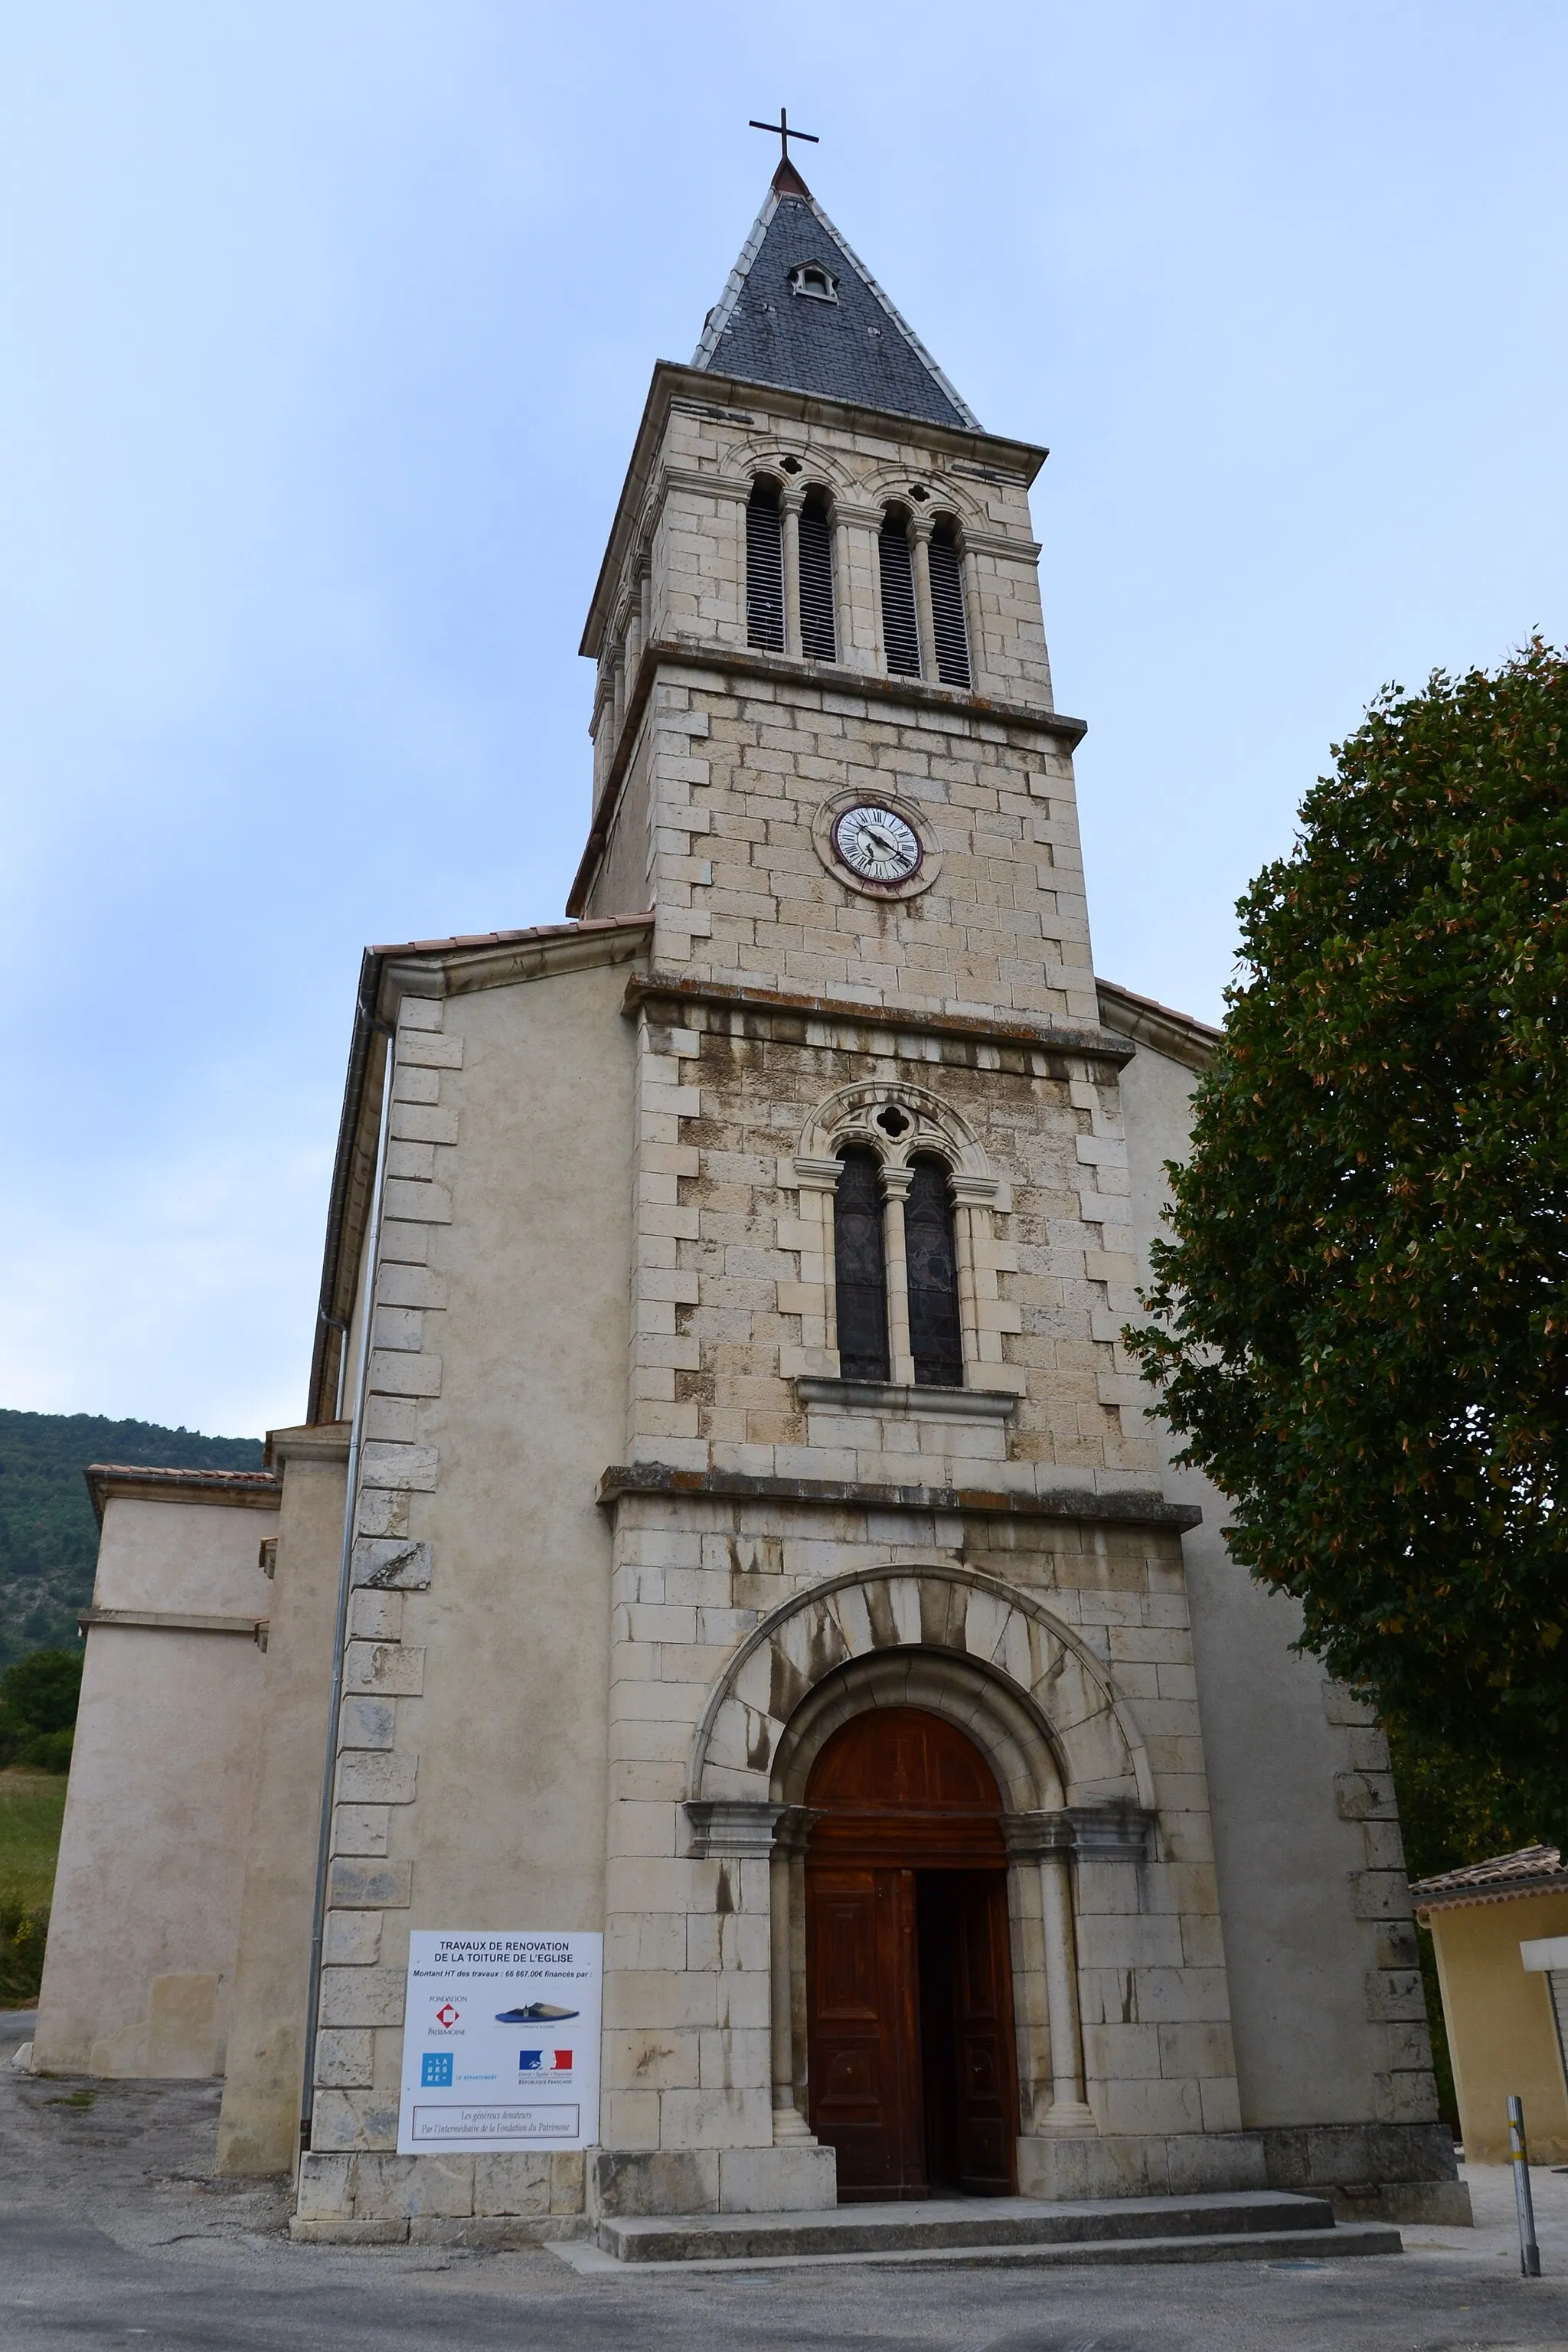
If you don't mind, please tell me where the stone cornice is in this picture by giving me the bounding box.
[622,972,1135,1070]
[569,637,1086,918]
[375,916,653,1012]
[79,1607,270,1640]
[596,1462,1201,1531]
[265,1421,352,1469]
[86,1465,282,1527]
[1096,978,1221,1074]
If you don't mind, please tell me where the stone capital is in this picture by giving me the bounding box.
[1004,1805,1156,1862]
[684,1798,789,1859]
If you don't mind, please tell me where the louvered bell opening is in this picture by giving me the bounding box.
[798,501,836,662]
[906,1156,965,1387]
[746,482,785,652]
[929,528,972,689]
[834,1147,891,1383]
[878,518,922,677]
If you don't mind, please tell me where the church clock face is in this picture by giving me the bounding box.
[831,803,923,887]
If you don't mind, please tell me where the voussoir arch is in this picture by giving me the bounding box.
[798,1080,991,1179]
[687,1560,1155,1814]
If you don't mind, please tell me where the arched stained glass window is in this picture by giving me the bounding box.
[834,1147,890,1383]
[906,1157,965,1387]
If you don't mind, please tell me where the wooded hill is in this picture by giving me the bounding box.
[0,1410,263,1669]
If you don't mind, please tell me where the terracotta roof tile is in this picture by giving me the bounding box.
[1410,1844,1568,1911]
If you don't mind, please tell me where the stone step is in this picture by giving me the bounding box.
[564,2223,1403,2276]
[597,2189,1403,2268]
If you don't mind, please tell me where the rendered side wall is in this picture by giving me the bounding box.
[1429,1892,1568,2162]
[34,1496,276,2076]
[296,955,633,2230]
[218,1426,350,2174]
[401,963,629,1936]
[1116,1034,1462,2216]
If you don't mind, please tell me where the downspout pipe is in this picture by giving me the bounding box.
[299,998,396,2154]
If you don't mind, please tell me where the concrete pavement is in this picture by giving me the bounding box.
[4,2009,1568,2349]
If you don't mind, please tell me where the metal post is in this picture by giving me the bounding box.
[1509,2094,1542,2276]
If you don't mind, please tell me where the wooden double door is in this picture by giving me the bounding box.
[804,1709,1018,2200]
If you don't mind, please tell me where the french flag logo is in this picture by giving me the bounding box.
[519,2048,572,2073]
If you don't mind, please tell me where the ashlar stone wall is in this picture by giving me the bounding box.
[585,373,1058,807]
[622,992,1156,1490]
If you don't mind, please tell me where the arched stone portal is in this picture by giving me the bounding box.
[685,1563,1158,2183]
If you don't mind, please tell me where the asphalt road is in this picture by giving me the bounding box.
[5,2012,1568,2350]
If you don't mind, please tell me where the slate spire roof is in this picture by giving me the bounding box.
[692,159,980,433]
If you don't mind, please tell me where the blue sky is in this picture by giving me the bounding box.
[2,2,1564,1438]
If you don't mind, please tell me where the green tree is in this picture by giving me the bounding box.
[0,1646,83,1771]
[1126,642,1568,1834]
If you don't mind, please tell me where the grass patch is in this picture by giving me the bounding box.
[0,1769,66,1912]
[0,1766,67,2007]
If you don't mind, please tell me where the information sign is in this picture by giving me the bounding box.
[397,1930,602,2155]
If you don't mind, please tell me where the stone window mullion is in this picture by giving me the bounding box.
[959,533,984,691]
[880,1164,916,1387]
[908,513,938,682]
[828,503,851,666]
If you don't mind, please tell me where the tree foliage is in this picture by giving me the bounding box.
[0,1409,262,1668]
[1127,642,1568,1833]
[0,1648,83,1772]
[0,1646,83,1769]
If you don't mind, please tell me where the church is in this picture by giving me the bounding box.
[33,152,1468,2248]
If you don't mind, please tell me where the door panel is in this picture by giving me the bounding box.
[806,1867,924,2197]
[952,1872,1018,2193]
[804,1710,1018,2202]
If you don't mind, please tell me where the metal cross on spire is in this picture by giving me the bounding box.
[749,108,819,168]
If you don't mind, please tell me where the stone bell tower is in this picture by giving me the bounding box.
[38,146,1456,2245]
[569,155,1247,2212]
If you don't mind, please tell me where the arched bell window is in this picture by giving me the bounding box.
[877,511,921,678]
[746,478,785,652]
[928,521,972,689]
[906,1157,965,1387]
[833,1147,890,1383]
[798,489,837,662]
